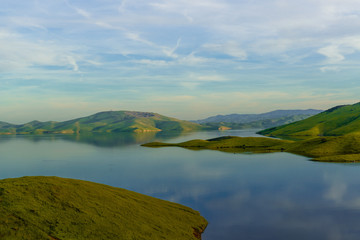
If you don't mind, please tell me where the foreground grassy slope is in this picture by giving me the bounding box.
[0,111,205,134]
[143,134,360,162]
[258,102,360,137]
[0,176,207,240]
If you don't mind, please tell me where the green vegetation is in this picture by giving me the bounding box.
[0,111,205,134]
[142,134,360,163]
[0,176,207,240]
[258,102,360,137]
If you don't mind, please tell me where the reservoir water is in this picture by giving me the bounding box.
[1,130,360,239]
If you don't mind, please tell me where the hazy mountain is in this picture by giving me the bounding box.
[194,109,323,124]
[258,102,360,136]
[0,111,204,134]
[193,109,322,130]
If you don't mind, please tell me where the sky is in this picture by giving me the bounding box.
[1,0,360,123]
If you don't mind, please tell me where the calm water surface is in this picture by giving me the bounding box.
[1,130,360,240]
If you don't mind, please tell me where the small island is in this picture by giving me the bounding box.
[142,134,360,162]
[0,176,207,240]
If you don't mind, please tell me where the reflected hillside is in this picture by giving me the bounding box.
[0,131,188,148]
[68,131,187,148]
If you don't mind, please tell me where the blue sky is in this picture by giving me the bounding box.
[1,0,360,123]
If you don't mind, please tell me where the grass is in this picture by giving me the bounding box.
[0,176,207,240]
[142,134,360,163]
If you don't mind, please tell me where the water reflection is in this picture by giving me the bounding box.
[0,130,360,240]
[0,129,263,148]
[0,131,187,148]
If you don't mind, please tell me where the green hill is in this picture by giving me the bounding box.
[0,176,207,240]
[258,102,360,137]
[0,111,205,134]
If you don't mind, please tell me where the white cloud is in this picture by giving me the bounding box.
[177,73,228,90]
[74,8,91,19]
[125,32,155,46]
[8,16,47,31]
[162,38,181,58]
[118,0,128,13]
[318,45,345,63]
[191,74,227,82]
[67,56,79,71]
[0,29,81,72]
[64,0,91,18]
[150,0,227,17]
[320,66,340,72]
[178,52,210,65]
[134,59,170,66]
[317,36,360,65]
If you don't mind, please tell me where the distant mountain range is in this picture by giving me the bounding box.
[258,102,360,136]
[0,108,329,135]
[0,111,204,134]
[194,109,323,130]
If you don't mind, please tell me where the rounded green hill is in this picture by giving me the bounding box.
[0,176,207,240]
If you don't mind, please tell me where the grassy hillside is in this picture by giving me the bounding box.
[0,176,207,240]
[143,134,360,162]
[0,111,205,134]
[258,102,360,137]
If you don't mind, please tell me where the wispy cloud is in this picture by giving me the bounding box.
[0,29,81,72]
[67,56,79,72]
[320,66,340,73]
[63,0,91,18]
[318,45,345,63]
[162,38,181,58]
